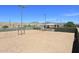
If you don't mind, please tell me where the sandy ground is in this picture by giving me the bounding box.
[0,30,74,53]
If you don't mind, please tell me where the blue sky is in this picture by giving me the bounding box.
[0,5,79,24]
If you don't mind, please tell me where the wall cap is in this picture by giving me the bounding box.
[77,28,79,33]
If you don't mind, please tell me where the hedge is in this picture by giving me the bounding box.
[55,27,76,33]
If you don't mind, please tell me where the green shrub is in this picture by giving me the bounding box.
[33,27,41,30]
[55,27,76,33]
[2,25,9,28]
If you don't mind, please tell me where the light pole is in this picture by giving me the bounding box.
[9,17,11,28]
[44,14,46,30]
[18,5,25,35]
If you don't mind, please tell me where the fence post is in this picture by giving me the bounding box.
[18,25,20,35]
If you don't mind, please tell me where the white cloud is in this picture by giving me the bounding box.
[64,13,79,16]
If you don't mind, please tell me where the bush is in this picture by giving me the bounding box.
[33,26,41,30]
[55,27,76,33]
[23,25,27,28]
[2,25,9,28]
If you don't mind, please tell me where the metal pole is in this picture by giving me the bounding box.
[18,25,20,35]
[44,14,46,30]
[19,5,26,35]
[9,17,11,28]
[21,6,23,35]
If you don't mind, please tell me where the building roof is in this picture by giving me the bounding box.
[45,23,55,25]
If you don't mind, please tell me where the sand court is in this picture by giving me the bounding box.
[0,30,74,53]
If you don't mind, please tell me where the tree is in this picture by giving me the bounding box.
[64,22,76,28]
